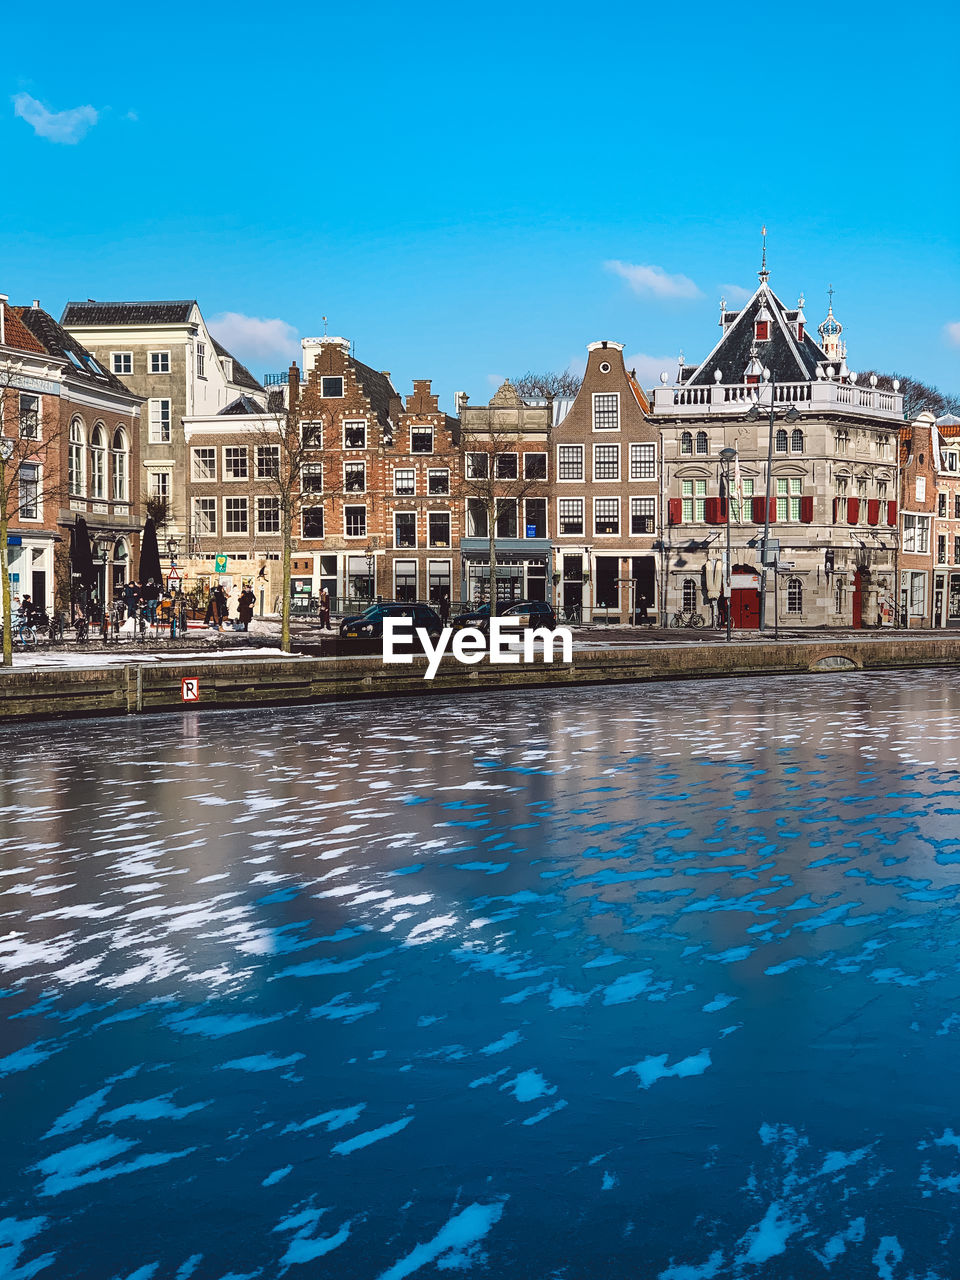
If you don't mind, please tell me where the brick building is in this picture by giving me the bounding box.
[1,297,141,612]
[549,340,656,622]
[931,415,960,627]
[653,269,902,629]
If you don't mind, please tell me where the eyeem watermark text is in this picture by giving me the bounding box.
[383,618,573,681]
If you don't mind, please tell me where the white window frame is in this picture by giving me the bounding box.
[394,468,416,496]
[343,419,367,449]
[320,376,344,398]
[256,495,280,535]
[465,452,489,480]
[592,391,620,432]
[256,444,280,480]
[394,510,418,549]
[196,341,206,378]
[629,443,656,481]
[427,467,450,495]
[410,424,434,455]
[344,459,367,493]
[111,351,133,376]
[593,443,620,482]
[149,350,171,374]
[301,506,325,539]
[301,420,323,447]
[593,496,620,536]
[191,446,217,481]
[557,444,584,482]
[223,445,249,482]
[148,398,171,444]
[148,469,172,502]
[523,496,547,539]
[223,495,249,535]
[394,558,418,600]
[630,496,656,535]
[193,496,217,536]
[494,452,519,480]
[523,452,548,481]
[344,504,367,539]
[18,461,40,521]
[428,509,452,548]
[557,496,584,536]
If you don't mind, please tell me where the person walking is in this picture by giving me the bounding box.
[439,591,450,627]
[227,583,241,630]
[214,584,229,631]
[319,585,331,631]
[122,579,140,623]
[142,578,159,627]
[238,586,255,632]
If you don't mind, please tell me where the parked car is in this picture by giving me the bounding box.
[339,602,443,640]
[452,600,557,634]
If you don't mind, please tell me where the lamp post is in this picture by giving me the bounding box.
[746,371,801,632]
[719,447,738,641]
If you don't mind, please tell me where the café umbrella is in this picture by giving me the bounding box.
[71,516,96,593]
[139,518,163,589]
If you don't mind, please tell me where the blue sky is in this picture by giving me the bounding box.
[4,0,958,409]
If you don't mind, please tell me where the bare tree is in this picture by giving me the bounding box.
[510,370,582,400]
[0,374,67,665]
[458,415,548,619]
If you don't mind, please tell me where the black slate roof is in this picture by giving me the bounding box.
[219,395,269,416]
[688,284,824,386]
[61,300,196,326]
[13,306,136,395]
[209,337,263,393]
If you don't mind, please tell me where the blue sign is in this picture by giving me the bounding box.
[6,536,22,547]
[526,524,537,538]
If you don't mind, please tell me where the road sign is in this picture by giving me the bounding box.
[214,553,228,573]
[168,567,182,587]
[181,677,200,703]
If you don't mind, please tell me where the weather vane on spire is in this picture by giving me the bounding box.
[827,283,834,310]
[322,315,328,336]
[759,225,769,283]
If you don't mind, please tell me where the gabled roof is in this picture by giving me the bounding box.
[351,357,398,428]
[210,336,262,393]
[219,395,269,416]
[1,302,46,354]
[61,300,196,327]
[12,305,135,394]
[686,282,826,386]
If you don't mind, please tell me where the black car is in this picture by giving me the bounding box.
[339,602,443,640]
[452,600,557,634]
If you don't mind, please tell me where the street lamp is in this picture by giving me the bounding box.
[746,371,801,631]
[719,447,738,641]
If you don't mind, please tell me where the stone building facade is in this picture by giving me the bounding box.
[1,298,141,612]
[931,417,960,627]
[653,271,903,629]
[549,340,656,622]
[61,300,266,556]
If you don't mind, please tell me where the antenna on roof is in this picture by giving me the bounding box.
[758,225,769,284]
[322,315,328,336]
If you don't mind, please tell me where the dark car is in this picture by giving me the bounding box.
[339,602,443,640]
[453,600,557,635]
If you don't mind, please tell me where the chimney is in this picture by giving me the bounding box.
[288,362,300,407]
[32,299,40,309]
[381,371,391,379]
[0,295,7,347]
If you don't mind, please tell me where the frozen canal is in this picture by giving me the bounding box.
[2,673,960,1279]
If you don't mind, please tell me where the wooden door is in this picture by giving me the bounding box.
[730,589,760,629]
[852,569,864,629]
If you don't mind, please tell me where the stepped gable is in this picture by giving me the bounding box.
[686,283,825,386]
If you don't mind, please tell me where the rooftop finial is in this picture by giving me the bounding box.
[759,225,769,283]
[827,283,834,310]
[322,315,328,336]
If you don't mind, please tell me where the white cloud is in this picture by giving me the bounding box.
[208,313,300,366]
[486,373,505,388]
[13,93,98,144]
[624,353,679,388]
[605,260,701,300]
[719,283,753,304]
[945,322,960,347]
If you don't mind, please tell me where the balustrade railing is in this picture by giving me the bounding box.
[654,379,902,417]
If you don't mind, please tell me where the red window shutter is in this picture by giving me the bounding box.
[847,497,860,524]
[704,496,720,524]
[867,498,880,526]
[755,321,769,341]
[833,497,840,524]
[751,495,765,523]
[800,495,814,523]
[887,500,898,525]
[668,498,683,525]
[767,495,777,523]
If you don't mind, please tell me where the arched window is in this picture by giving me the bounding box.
[68,417,85,496]
[775,428,788,453]
[695,430,709,455]
[787,578,803,614]
[791,428,804,453]
[682,578,699,611]
[90,423,106,499]
[680,431,693,456]
[111,427,128,502]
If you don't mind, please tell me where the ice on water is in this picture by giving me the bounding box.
[2,671,960,1276]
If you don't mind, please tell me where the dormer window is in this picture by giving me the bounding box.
[755,320,769,341]
[797,322,805,341]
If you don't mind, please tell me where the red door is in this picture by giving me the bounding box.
[852,569,864,629]
[730,589,760,629]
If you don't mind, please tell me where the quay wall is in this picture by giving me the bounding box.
[1,636,959,723]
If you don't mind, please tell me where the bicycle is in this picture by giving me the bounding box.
[48,611,66,643]
[559,603,582,626]
[670,609,705,628]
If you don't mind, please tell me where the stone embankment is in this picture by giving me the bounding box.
[0,634,959,722]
